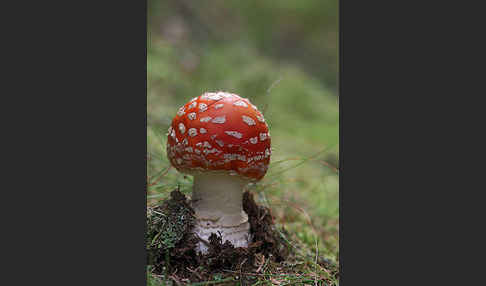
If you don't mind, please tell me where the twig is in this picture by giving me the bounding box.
[169,274,182,286]
[258,208,268,222]
[223,270,317,279]
[239,258,248,270]
[185,277,235,286]
[256,255,265,273]
[186,267,203,280]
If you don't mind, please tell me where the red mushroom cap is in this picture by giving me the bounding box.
[166,91,271,181]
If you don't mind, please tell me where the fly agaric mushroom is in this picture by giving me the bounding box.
[166,91,271,253]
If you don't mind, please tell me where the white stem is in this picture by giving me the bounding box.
[191,172,251,253]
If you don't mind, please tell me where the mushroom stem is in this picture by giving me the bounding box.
[191,172,251,253]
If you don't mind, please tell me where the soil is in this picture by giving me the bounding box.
[146,189,291,284]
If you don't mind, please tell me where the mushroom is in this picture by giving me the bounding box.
[166,91,271,253]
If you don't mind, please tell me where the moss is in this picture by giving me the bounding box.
[146,190,195,264]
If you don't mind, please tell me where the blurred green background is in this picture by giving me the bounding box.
[147,0,339,272]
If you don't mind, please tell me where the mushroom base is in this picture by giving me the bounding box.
[191,172,251,253]
[193,219,250,253]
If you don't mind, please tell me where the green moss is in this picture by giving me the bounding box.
[146,190,195,263]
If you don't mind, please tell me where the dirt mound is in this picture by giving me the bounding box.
[147,189,290,284]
